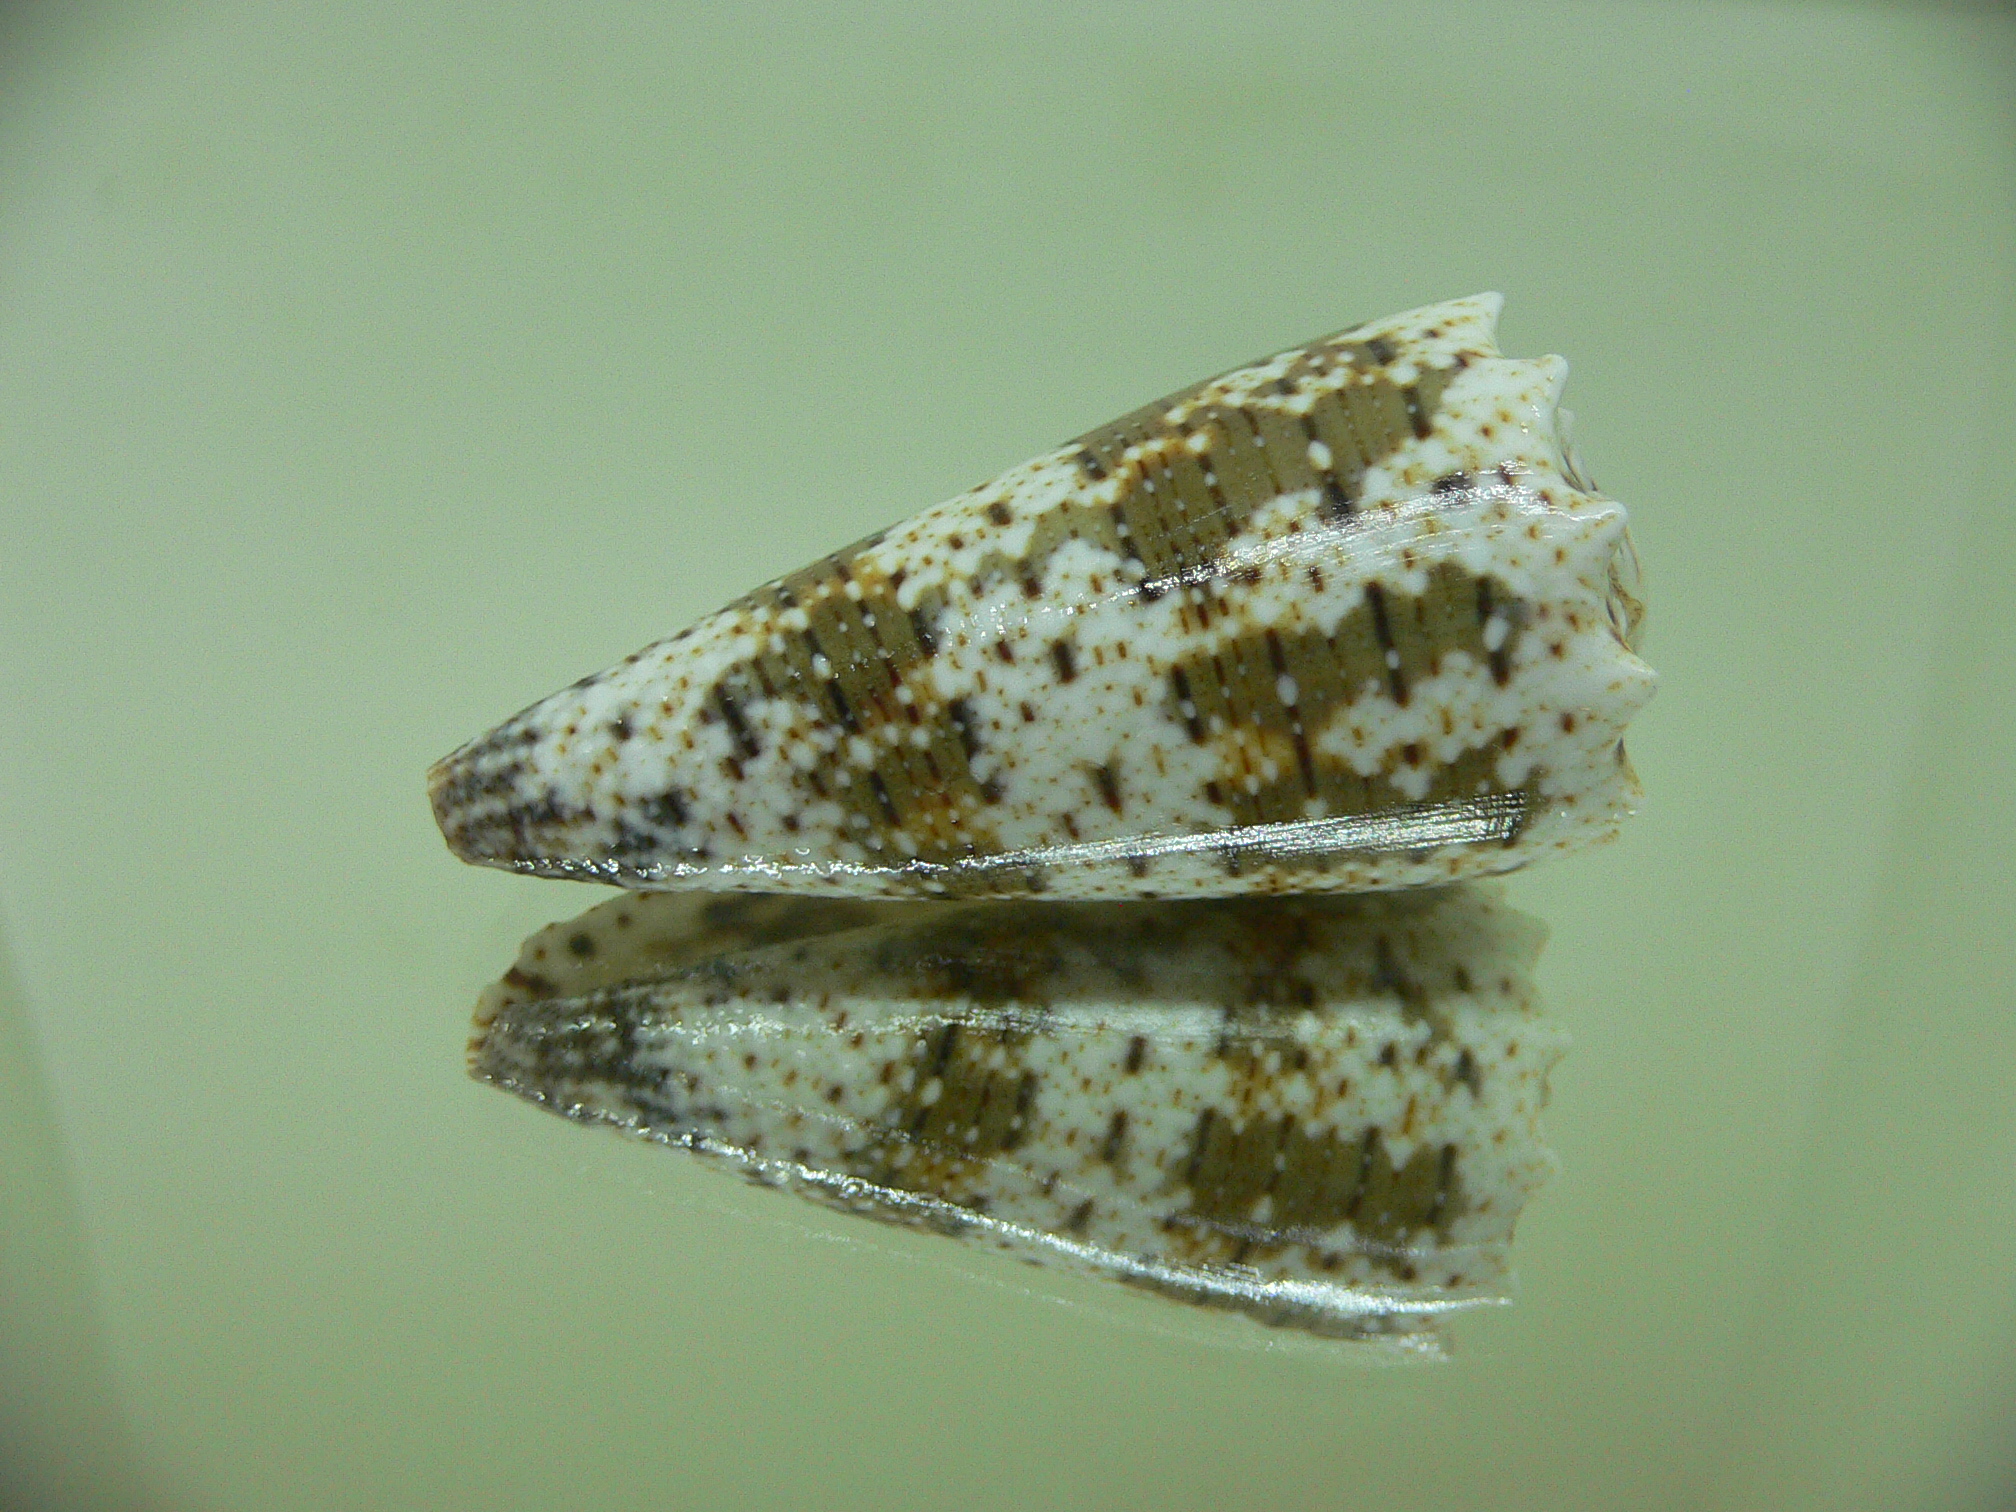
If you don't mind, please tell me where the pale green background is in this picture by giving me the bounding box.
[2,3,2012,1509]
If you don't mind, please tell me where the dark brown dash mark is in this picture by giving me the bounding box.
[1076,448,1106,481]
[946,698,982,757]
[1366,337,1395,365]
[929,1022,960,1077]
[1476,578,1512,686]
[1454,1048,1481,1096]
[1012,1071,1037,1119]
[1119,500,1162,602]
[1185,1108,1215,1184]
[1050,640,1077,683]
[868,770,900,824]
[1425,1144,1458,1228]
[1402,384,1432,439]
[1264,1118,1295,1192]
[1093,763,1122,813]
[825,678,859,732]
[985,499,1014,526]
[1100,1111,1128,1164]
[1364,582,1408,704]
[1300,410,1352,518]
[715,688,759,759]
[909,607,937,656]
[1346,1128,1380,1219]
[608,716,632,741]
[566,932,596,957]
[1292,728,1317,796]
[1124,1035,1147,1074]
[643,789,689,827]
[1170,666,1203,742]
[501,966,557,998]
[1065,1199,1096,1234]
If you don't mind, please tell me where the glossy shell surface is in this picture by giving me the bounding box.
[430,295,1653,899]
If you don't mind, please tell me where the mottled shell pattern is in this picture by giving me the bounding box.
[439,297,1648,1345]
[473,884,1562,1348]
[430,295,1653,900]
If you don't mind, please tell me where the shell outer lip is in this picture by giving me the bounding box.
[462,792,1530,890]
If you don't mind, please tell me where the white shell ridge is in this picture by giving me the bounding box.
[431,295,1655,899]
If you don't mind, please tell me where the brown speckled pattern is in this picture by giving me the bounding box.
[429,295,1655,899]
[470,883,1562,1346]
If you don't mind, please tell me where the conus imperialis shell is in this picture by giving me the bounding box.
[471,882,1563,1349]
[429,294,1654,900]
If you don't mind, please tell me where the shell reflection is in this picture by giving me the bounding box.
[472,884,1562,1348]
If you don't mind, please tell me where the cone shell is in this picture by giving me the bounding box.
[431,295,1653,899]
[471,883,1563,1346]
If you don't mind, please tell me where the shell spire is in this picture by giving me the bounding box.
[430,295,1654,900]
